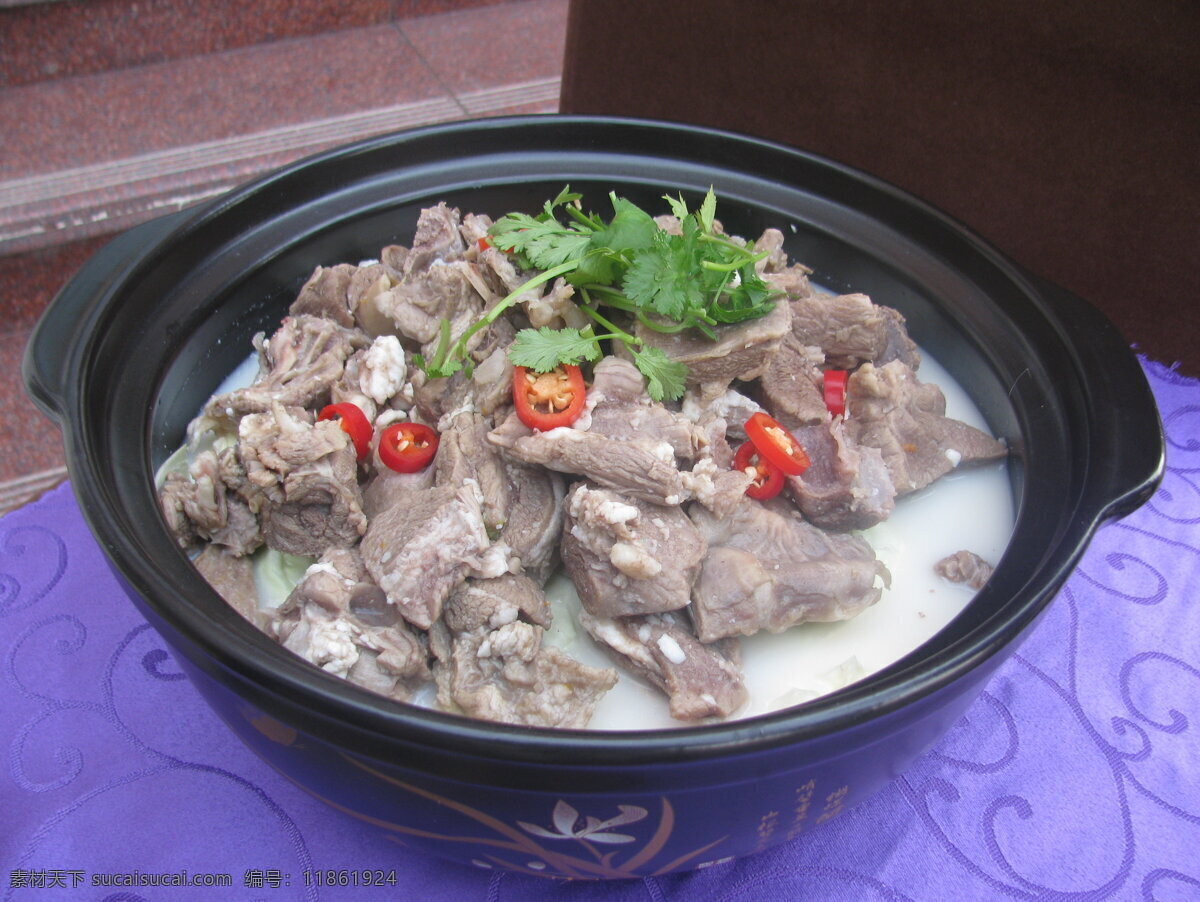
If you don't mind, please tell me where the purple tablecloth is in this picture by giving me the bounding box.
[3,358,1198,901]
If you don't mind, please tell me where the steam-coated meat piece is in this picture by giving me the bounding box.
[500,462,566,585]
[689,498,890,642]
[582,357,699,459]
[403,201,468,274]
[359,482,495,630]
[785,421,896,531]
[434,620,617,728]
[193,545,260,625]
[560,482,706,619]
[443,574,552,633]
[290,263,356,327]
[159,448,262,556]
[273,548,430,699]
[436,408,511,533]
[578,609,747,721]
[758,333,830,428]
[488,410,692,506]
[235,403,367,556]
[935,550,995,590]
[789,293,920,370]
[845,360,1007,495]
[205,314,366,421]
[633,300,792,391]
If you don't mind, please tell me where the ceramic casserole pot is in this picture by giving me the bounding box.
[23,116,1163,878]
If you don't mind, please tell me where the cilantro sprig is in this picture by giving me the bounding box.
[420,186,779,401]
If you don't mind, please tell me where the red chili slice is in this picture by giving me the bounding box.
[477,236,491,251]
[317,402,372,461]
[744,411,811,476]
[378,422,439,473]
[823,369,849,417]
[733,441,786,500]
[513,364,587,431]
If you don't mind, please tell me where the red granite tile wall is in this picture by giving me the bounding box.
[0,0,507,89]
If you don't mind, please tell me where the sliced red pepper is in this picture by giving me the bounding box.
[477,236,491,251]
[744,411,811,476]
[823,369,849,417]
[733,441,786,500]
[513,364,587,431]
[317,402,372,461]
[378,422,439,473]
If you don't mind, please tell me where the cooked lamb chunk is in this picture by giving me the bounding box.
[436,408,511,533]
[935,550,995,590]
[375,260,485,346]
[159,448,262,556]
[753,228,789,274]
[501,462,566,584]
[785,420,896,531]
[560,483,706,619]
[273,548,430,697]
[845,360,1007,495]
[434,619,616,728]
[235,403,367,556]
[205,314,366,421]
[360,464,436,519]
[758,333,829,428]
[290,263,356,327]
[193,545,260,625]
[581,357,699,459]
[403,201,467,275]
[689,497,890,642]
[443,573,552,633]
[360,482,493,630]
[488,410,692,506]
[633,299,792,393]
[349,262,401,337]
[789,293,920,370]
[578,609,747,721]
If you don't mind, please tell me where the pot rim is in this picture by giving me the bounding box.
[37,114,1163,766]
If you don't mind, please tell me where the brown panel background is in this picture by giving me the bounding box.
[559,0,1199,374]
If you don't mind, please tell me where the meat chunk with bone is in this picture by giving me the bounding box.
[560,482,706,619]
[234,403,367,556]
[205,314,366,422]
[359,481,496,630]
[290,263,356,327]
[433,576,616,727]
[159,447,262,556]
[272,548,430,700]
[688,497,890,642]
[845,360,1007,495]
[578,609,747,721]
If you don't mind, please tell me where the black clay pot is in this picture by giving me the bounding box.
[23,116,1162,878]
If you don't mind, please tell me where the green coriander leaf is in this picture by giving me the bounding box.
[548,185,582,211]
[489,213,593,270]
[698,187,717,235]
[632,346,688,402]
[623,233,703,320]
[507,326,602,372]
[664,193,689,222]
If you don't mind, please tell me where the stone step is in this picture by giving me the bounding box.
[0,0,565,256]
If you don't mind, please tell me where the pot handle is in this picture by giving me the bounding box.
[22,211,190,423]
[1028,271,1165,526]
